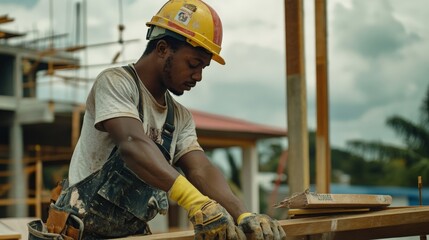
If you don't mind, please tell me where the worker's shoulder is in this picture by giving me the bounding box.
[93,66,133,86]
[168,94,185,110]
[170,97,194,121]
[97,65,127,77]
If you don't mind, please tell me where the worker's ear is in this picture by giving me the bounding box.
[155,40,170,58]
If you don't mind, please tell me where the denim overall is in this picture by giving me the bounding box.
[28,66,175,239]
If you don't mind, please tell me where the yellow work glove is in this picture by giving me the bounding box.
[237,212,286,240]
[169,175,245,240]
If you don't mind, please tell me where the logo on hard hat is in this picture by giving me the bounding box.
[175,4,197,25]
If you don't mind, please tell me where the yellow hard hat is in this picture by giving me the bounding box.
[146,0,225,65]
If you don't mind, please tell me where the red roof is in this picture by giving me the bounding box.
[190,109,287,139]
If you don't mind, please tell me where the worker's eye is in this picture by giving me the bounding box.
[189,60,201,69]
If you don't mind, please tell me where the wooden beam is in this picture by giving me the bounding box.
[127,206,429,240]
[114,230,195,240]
[0,15,14,24]
[282,206,429,238]
[35,145,42,219]
[0,197,51,206]
[0,222,20,240]
[315,0,330,193]
[284,0,310,195]
[197,136,255,148]
[0,30,25,39]
[71,104,85,148]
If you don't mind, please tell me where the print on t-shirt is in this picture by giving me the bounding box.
[148,126,162,145]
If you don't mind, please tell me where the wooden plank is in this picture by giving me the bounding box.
[0,30,25,39]
[0,218,37,240]
[288,208,371,217]
[197,136,255,148]
[123,206,429,240]
[282,206,429,237]
[328,222,429,240]
[276,190,392,209]
[118,230,194,240]
[0,15,14,24]
[0,196,50,206]
[0,222,21,240]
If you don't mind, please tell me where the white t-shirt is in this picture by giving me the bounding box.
[68,65,203,185]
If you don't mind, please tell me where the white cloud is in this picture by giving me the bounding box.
[2,0,429,149]
[325,0,429,147]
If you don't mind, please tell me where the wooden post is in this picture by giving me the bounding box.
[35,144,42,218]
[284,0,310,195]
[71,104,84,148]
[315,0,330,193]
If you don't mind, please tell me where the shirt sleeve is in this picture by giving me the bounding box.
[92,68,140,131]
[173,105,204,163]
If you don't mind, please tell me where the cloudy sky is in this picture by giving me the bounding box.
[2,0,429,149]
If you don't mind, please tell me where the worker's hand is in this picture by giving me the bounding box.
[238,213,286,240]
[168,175,245,239]
[189,200,246,240]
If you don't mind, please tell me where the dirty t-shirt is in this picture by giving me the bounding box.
[68,65,203,185]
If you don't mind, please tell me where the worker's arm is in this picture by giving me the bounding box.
[102,116,180,191]
[102,116,244,239]
[177,150,287,240]
[176,150,247,220]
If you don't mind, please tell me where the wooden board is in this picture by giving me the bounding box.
[275,190,392,209]
[0,217,36,240]
[288,207,371,217]
[116,230,194,240]
[282,206,429,239]
[118,206,429,240]
[0,222,21,240]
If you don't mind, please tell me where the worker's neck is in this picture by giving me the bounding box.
[133,57,167,106]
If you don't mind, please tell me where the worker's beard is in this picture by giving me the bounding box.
[163,55,183,96]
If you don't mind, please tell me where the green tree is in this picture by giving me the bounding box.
[308,131,382,186]
[258,139,285,173]
[346,85,429,187]
[225,148,241,188]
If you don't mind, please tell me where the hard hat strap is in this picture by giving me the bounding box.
[146,26,186,42]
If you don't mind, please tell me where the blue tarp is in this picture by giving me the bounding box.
[317,184,429,206]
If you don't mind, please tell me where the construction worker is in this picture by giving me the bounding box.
[28,0,286,239]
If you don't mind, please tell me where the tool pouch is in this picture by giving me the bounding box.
[50,150,167,239]
[27,150,168,239]
[27,212,83,240]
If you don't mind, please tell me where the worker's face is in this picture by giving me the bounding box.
[161,44,211,96]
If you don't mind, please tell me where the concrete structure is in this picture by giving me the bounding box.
[0,34,80,217]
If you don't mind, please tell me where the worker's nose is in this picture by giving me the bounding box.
[192,70,203,82]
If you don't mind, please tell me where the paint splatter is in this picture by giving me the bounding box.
[70,189,86,215]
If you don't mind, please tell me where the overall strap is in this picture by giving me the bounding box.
[122,65,175,160]
[161,93,175,155]
[123,65,144,121]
